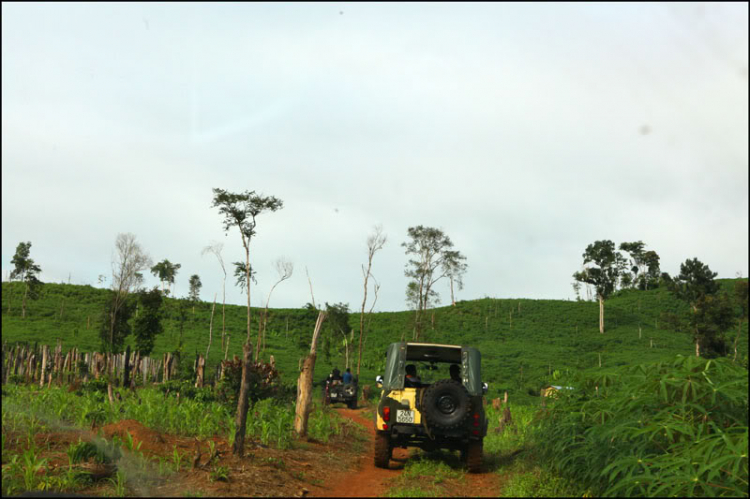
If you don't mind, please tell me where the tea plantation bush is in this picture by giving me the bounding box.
[533,355,748,497]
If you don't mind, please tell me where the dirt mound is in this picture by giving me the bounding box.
[100,419,167,454]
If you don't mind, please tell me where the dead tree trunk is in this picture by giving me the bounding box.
[232,342,253,456]
[294,311,326,437]
[195,354,205,388]
[207,294,217,360]
[123,345,131,388]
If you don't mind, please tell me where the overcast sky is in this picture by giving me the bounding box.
[2,2,748,312]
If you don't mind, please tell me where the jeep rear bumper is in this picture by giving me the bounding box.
[380,423,484,450]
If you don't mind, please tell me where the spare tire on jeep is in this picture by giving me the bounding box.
[421,379,471,430]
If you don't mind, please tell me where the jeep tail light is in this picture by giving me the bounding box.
[472,429,479,436]
[383,423,389,430]
[383,406,390,422]
[473,413,480,427]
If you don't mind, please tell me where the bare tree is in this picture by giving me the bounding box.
[207,293,217,359]
[305,266,316,310]
[108,233,152,352]
[202,242,228,351]
[294,311,327,437]
[362,274,381,359]
[257,257,294,361]
[357,225,386,376]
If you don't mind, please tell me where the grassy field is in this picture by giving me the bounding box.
[2,279,747,403]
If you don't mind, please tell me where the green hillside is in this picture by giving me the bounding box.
[2,279,747,403]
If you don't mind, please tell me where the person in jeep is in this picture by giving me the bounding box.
[404,364,421,387]
[450,363,461,382]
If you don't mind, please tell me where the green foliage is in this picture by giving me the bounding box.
[670,258,720,305]
[209,465,229,482]
[533,355,748,497]
[573,240,627,300]
[188,274,202,304]
[215,357,282,407]
[2,279,747,403]
[99,291,136,354]
[132,287,164,355]
[10,241,42,283]
[402,225,465,338]
[150,259,181,294]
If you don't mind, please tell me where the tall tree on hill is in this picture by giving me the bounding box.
[572,240,627,333]
[132,287,164,356]
[668,258,721,357]
[257,257,294,361]
[358,225,387,376]
[443,250,468,306]
[619,241,661,290]
[202,243,228,352]
[211,187,283,456]
[188,274,202,313]
[150,259,181,295]
[403,226,465,340]
[105,233,152,353]
[10,241,43,319]
[619,241,645,289]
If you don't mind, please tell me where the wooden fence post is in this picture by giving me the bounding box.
[40,345,49,388]
[123,345,131,388]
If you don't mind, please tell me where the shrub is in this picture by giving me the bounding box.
[215,358,281,407]
[533,355,748,497]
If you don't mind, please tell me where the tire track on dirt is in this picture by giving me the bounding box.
[309,407,409,498]
[311,407,502,498]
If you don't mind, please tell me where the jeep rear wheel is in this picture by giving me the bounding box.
[374,432,391,469]
[465,439,483,473]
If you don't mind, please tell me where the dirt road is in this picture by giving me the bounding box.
[311,407,502,498]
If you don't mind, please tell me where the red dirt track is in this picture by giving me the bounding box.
[311,407,501,498]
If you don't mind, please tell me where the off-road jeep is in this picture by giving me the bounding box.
[374,342,488,473]
[323,376,358,409]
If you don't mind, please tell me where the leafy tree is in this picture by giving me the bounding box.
[188,274,202,310]
[10,241,43,319]
[132,287,164,355]
[443,250,468,306]
[663,292,736,359]
[572,240,627,333]
[402,226,465,340]
[150,259,181,295]
[99,291,136,354]
[107,233,152,352]
[618,241,661,290]
[641,250,661,289]
[212,188,283,346]
[618,241,645,289]
[670,258,719,305]
[668,258,722,357]
[211,187,283,457]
